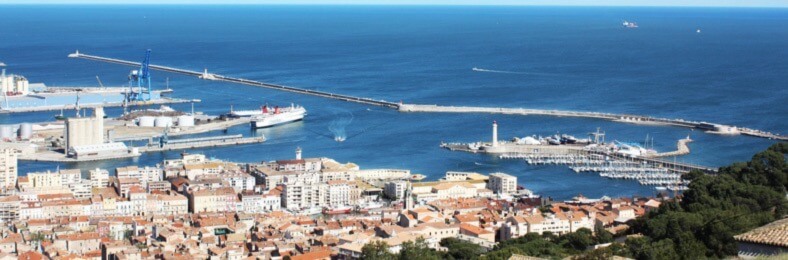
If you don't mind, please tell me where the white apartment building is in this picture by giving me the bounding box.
[68,180,93,199]
[89,168,109,188]
[59,169,82,186]
[272,158,322,172]
[355,169,410,181]
[0,148,19,190]
[221,172,255,192]
[28,171,62,189]
[326,180,351,207]
[384,180,408,200]
[281,172,324,210]
[488,172,517,195]
[116,166,162,186]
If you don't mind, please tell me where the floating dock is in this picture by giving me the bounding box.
[69,51,785,141]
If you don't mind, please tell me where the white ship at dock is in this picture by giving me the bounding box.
[249,104,306,129]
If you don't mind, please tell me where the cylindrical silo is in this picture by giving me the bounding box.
[138,116,155,127]
[154,116,173,127]
[0,126,13,140]
[177,115,195,127]
[18,123,33,139]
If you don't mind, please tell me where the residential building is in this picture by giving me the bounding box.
[487,172,517,195]
[0,148,19,190]
[326,180,351,207]
[220,172,255,192]
[89,168,109,188]
[384,180,408,200]
[188,187,239,213]
[146,192,188,216]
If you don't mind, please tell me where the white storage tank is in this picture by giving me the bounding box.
[154,116,173,127]
[138,116,155,127]
[0,126,13,140]
[177,115,195,127]
[18,123,33,139]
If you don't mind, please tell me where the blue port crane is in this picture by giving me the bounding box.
[127,49,152,101]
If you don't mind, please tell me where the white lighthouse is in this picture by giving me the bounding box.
[295,147,302,160]
[492,121,498,147]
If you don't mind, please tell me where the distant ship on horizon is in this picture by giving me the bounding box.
[623,20,638,28]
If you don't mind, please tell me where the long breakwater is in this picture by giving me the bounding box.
[69,51,785,141]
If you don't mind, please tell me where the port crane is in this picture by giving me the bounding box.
[127,49,153,101]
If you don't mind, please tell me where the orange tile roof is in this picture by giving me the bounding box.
[18,251,45,260]
[59,232,101,241]
[460,223,492,235]
[290,247,331,260]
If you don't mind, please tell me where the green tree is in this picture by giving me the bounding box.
[441,238,485,260]
[593,228,613,244]
[631,143,787,259]
[361,240,396,260]
[399,237,442,260]
[571,243,629,260]
[641,238,679,260]
[560,228,595,251]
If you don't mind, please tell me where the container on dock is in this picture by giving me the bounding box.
[138,116,155,127]
[154,116,173,128]
[0,126,13,140]
[177,115,195,127]
[18,123,33,139]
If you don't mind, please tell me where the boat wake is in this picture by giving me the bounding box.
[472,67,564,77]
[472,67,527,75]
[328,110,354,142]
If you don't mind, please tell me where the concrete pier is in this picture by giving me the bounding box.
[399,104,785,141]
[108,117,252,142]
[18,134,264,162]
[139,135,264,152]
[651,137,692,158]
[69,52,398,108]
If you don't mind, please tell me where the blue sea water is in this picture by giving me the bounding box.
[0,5,786,200]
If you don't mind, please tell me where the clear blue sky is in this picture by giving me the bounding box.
[1,0,787,7]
